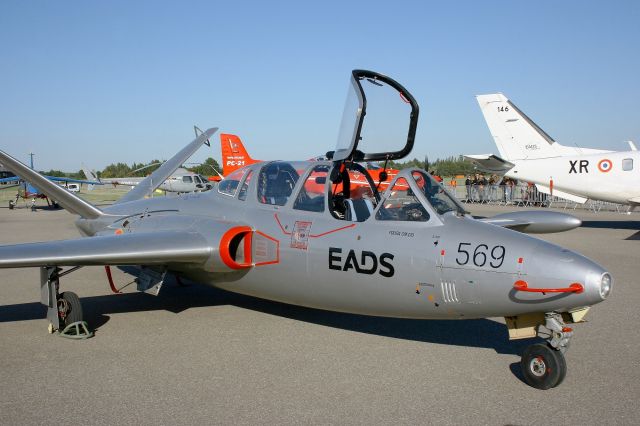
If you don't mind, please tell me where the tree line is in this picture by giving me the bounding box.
[40,158,223,180]
[387,155,477,177]
[43,155,475,181]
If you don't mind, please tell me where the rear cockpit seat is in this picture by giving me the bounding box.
[344,198,374,222]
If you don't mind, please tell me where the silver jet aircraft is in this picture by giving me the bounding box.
[0,70,612,390]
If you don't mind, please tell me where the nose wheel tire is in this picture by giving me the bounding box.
[521,343,567,390]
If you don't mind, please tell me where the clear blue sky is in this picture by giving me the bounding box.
[1,0,638,171]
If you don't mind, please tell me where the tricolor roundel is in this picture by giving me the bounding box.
[598,159,612,173]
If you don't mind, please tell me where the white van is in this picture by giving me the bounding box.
[67,183,80,192]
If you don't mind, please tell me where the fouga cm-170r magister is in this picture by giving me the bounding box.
[0,70,612,389]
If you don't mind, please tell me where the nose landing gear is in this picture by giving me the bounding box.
[520,312,572,389]
[521,343,567,389]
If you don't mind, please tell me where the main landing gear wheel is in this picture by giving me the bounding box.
[521,343,567,390]
[56,291,92,339]
[58,291,83,327]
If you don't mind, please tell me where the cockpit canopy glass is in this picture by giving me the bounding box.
[238,170,253,201]
[294,164,329,212]
[333,77,364,162]
[332,70,418,163]
[375,178,429,222]
[218,168,245,197]
[257,162,303,206]
[411,170,465,215]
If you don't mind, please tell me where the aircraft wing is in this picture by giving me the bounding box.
[45,175,102,185]
[479,211,581,234]
[116,127,218,204]
[0,175,101,185]
[464,154,514,173]
[0,231,211,268]
[0,176,20,184]
[100,177,145,186]
[0,150,104,219]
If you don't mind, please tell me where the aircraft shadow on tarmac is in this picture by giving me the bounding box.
[0,277,535,359]
[580,220,640,240]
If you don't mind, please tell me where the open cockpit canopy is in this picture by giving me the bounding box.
[331,70,419,163]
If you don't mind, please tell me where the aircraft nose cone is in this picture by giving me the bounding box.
[526,241,612,304]
[585,269,613,302]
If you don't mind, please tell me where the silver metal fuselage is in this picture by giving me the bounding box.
[87,162,608,320]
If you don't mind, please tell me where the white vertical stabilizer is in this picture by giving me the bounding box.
[476,93,561,161]
[476,94,610,161]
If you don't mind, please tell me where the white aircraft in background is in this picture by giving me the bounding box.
[82,166,213,194]
[466,93,640,209]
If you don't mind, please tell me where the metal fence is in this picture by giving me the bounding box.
[444,181,635,214]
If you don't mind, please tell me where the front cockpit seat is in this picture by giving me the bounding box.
[263,171,295,205]
[344,198,374,222]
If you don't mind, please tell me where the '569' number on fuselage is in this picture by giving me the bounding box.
[455,243,505,268]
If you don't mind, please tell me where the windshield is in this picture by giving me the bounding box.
[411,170,465,215]
[375,177,429,222]
[218,168,245,197]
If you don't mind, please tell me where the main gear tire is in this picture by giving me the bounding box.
[521,343,567,390]
[58,291,83,328]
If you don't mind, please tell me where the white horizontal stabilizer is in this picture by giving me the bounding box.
[628,197,640,205]
[464,154,514,173]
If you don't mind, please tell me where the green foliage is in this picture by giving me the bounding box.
[385,155,476,177]
[38,169,90,181]
[70,170,86,180]
[50,155,474,181]
[100,162,132,178]
[99,160,163,178]
[96,158,221,179]
[431,156,477,177]
[187,158,222,177]
[44,158,222,180]
[39,169,66,177]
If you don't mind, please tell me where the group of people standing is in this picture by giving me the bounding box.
[464,173,518,203]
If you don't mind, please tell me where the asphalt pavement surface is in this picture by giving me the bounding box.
[0,204,638,425]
